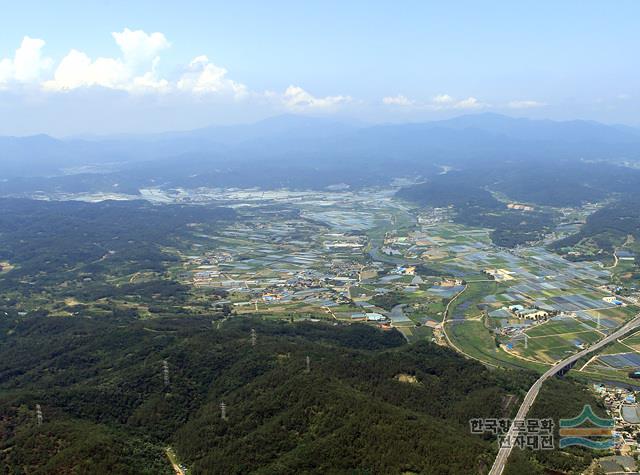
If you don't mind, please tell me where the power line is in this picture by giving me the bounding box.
[162,359,170,387]
[36,404,43,426]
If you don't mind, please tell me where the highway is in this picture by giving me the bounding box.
[488,312,640,475]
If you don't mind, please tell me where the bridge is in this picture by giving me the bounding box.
[488,313,640,475]
[555,359,578,378]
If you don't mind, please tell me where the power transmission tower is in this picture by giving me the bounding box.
[162,360,170,387]
[250,328,257,347]
[220,402,228,421]
[36,404,43,426]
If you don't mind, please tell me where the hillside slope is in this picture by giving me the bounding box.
[0,316,536,474]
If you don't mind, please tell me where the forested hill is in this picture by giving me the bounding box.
[398,158,640,208]
[0,315,538,474]
[0,199,235,296]
[396,171,556,248]
[551,196,640,260]
[396,161,640,248]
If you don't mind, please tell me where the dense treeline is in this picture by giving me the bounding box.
[0,411,170,475]
[397,176,501,210]
[370,290,405,310]
[505,379,609,474]
[0,198,234,294]
[552,196,640,258]
[1,315,537,474]
[495,161,640,207]
[397,171,555,247]
[397,161,640,247]
[399,161,640,210]
[0,315,603,474]
[457,206,555,248]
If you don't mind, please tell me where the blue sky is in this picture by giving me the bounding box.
[1,0,639,135]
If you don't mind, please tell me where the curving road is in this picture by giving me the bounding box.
[489,312,640,475]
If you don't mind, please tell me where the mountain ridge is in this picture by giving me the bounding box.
[2,113,640,184]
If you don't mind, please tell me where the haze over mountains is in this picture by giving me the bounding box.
[2,113,640,193]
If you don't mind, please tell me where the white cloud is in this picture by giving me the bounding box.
[43,29,249,97]
[507,100,546,109]
[1,30,351,113]
[453,96,484,109]
[131,57,170,92]
[112,28,170,70]
[176,55,247,97]
[0,36,52,86]
[283,85,351,110]
[434,93,486,109]
[432,94,454,105]
[382,94,414,106]
[382,93,487,110]
[45,49,127,90]
[44,29,169,93]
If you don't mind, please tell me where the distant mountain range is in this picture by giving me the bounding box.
[1,113,640,191]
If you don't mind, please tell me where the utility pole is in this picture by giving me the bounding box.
[305,355,311,373]
[36,404,43,426]
[162,360,170,388]
[220,402,228,421]
[250,328,257,347]
[524,333,528,350]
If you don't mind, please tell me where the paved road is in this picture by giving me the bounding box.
[441,284,467,325]
[439,285,502,368]
[489,312,640,475]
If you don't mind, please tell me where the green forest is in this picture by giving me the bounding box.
[0,314,603,474]
[0,199,234,292]
[397,172,556,248]
[552,197,640,261]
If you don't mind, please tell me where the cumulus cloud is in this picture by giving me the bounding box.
[112,28,170,70]
[176,55,247,97]
[130,57,170,92]
[40,29,252,98]
[432,93,454,105]
[0,29,351,111]
[382,94,414,106]
[507,100,546,109]
[283,85,351,110]
[45,49,126,90]
[44,28,170,92]
[454,96,484,109]
[0,36,53,86]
